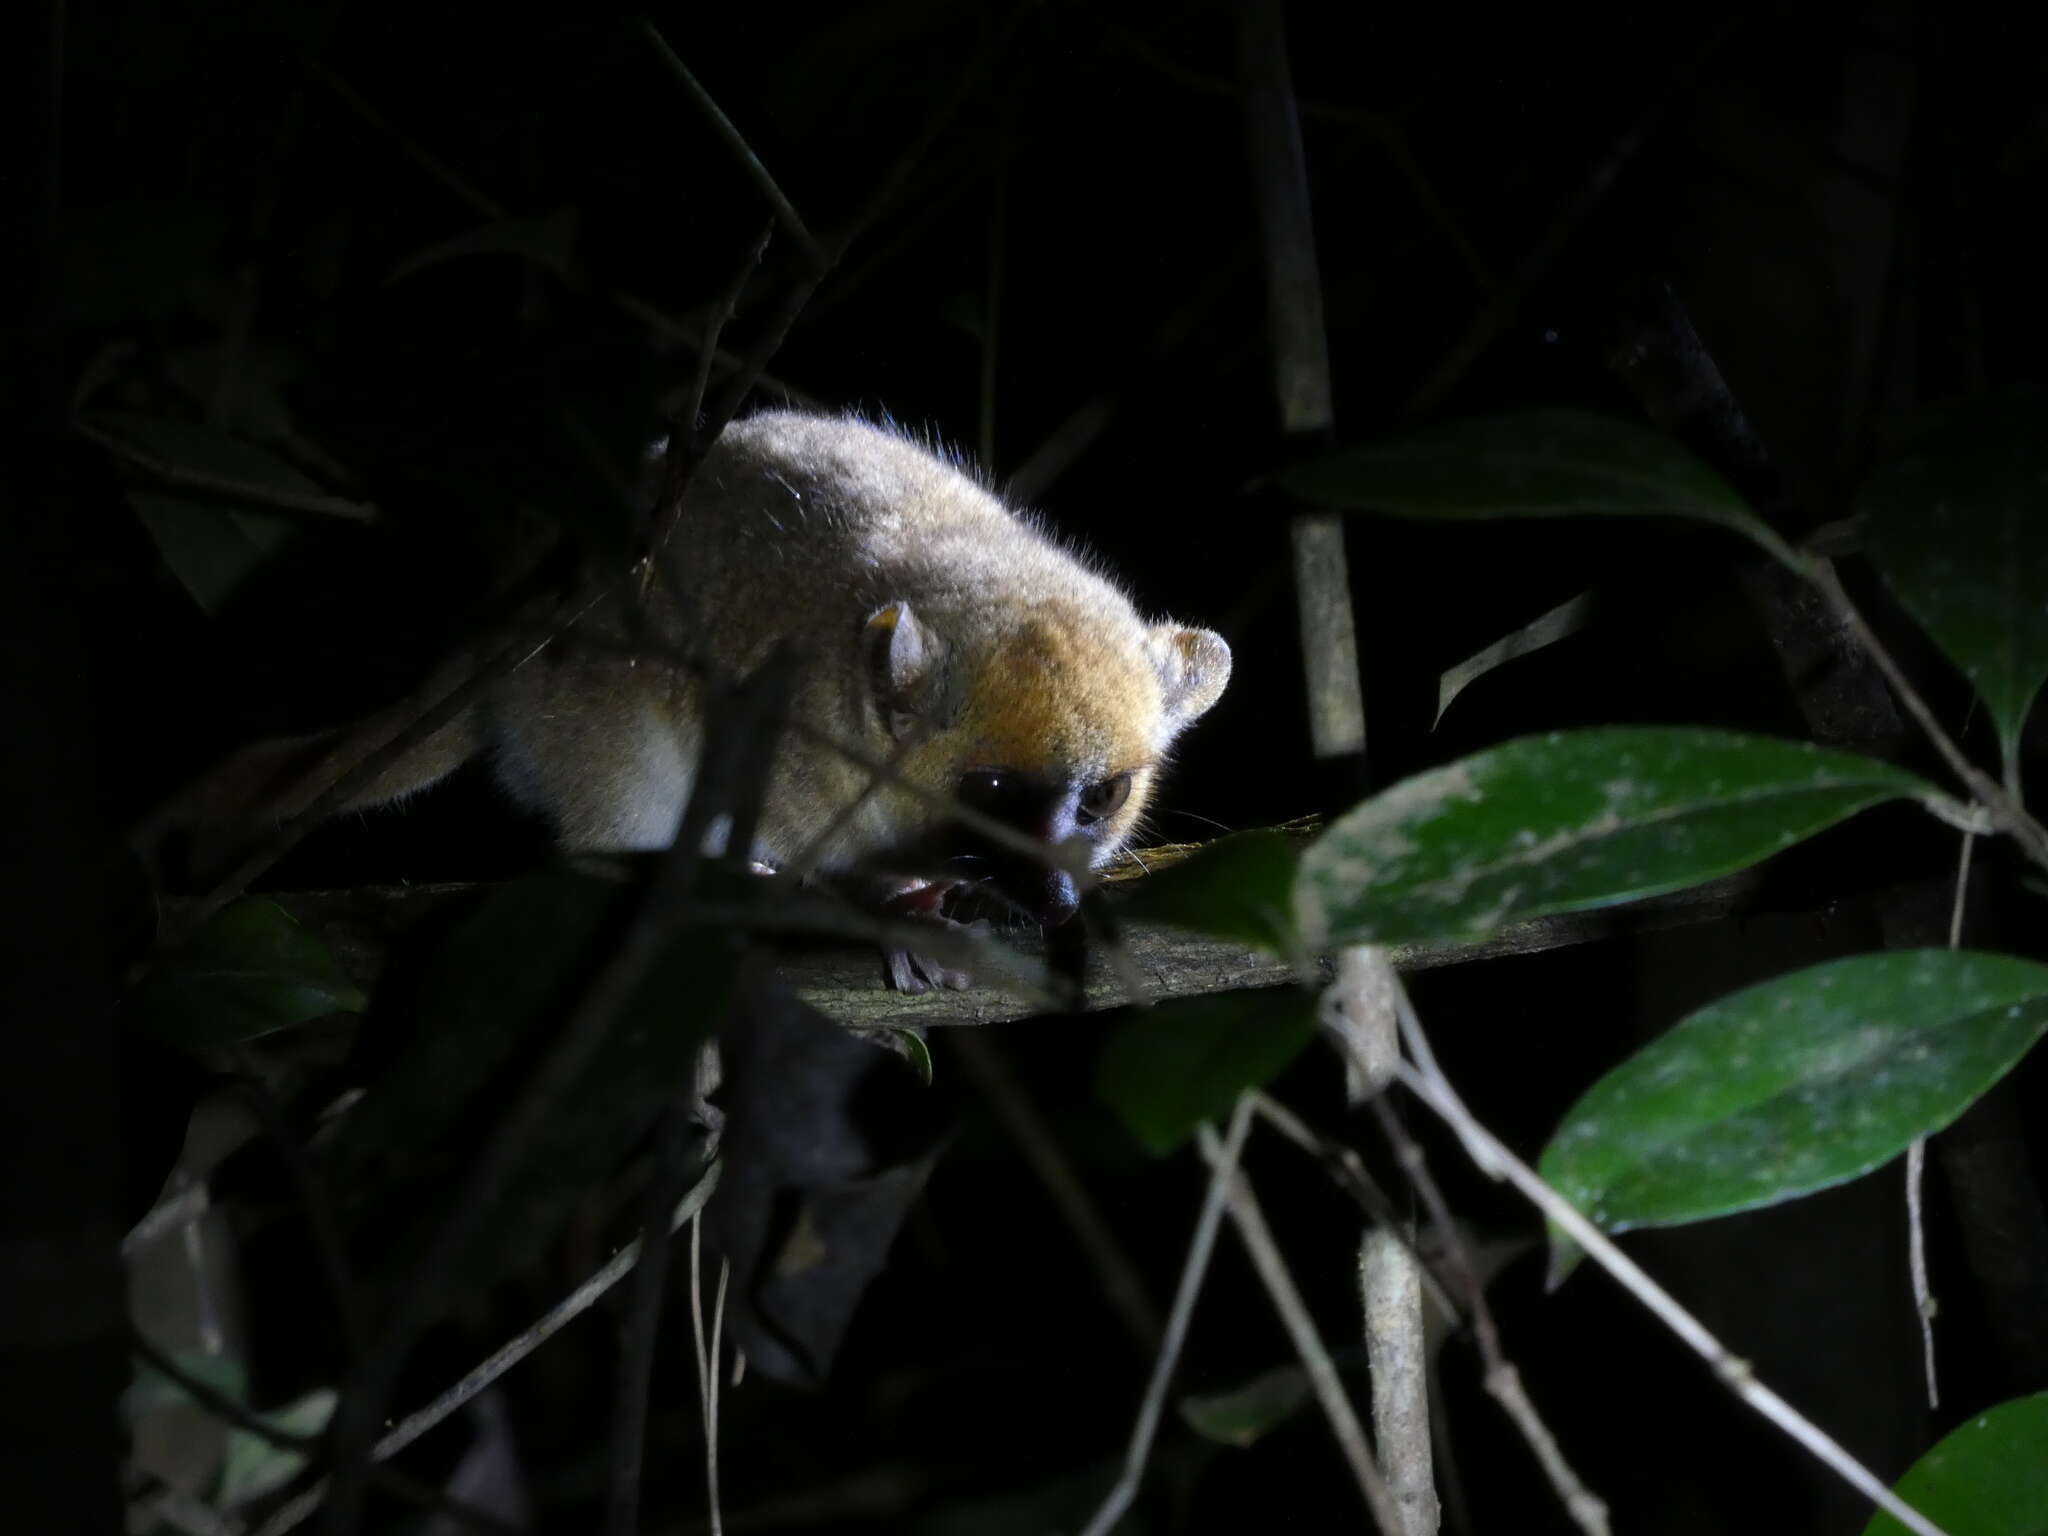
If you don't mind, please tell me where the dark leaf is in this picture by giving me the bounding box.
[1096,988,1321,1156]
[1117,829,1302,955]
[387,207,582,286]
[1862,391,2048,768]
[129,898,365,1049]
[1180,1363,1312,1447]
[129,493,292,613]
[1277,410,1793,565]
[319,870,736,1302]
[709,974,950,1385]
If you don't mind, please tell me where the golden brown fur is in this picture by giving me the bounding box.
[184,411,1230,982]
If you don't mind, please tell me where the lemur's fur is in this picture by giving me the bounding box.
[185,411,1231,991]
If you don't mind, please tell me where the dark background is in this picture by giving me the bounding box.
[9,0,2048,1531]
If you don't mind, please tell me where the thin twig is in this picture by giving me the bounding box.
[309,63,811,410]
[637,21,826,268]
[687,223,773,436]
[130,1327,315,1451]
[324,661,791,1531]
[76,417,376,523]
[230,1062,368,1366]
[164,578,574,945]
[389,1161,722,1464]
[247,1163,722,1536]
[1807,560,2048,869]
[1366,1095,1609,1535]
[1399,17,1739,425]
[951,1029,1163,1352]
[1388,985,1951,1536]
[1906,1137,1937,1411]
[1196,1122,1403,1534]
[1076,1094,1254,1536]
[1248,1092,1458,1324]
[608,1108,702,1536]
[707,1258,728,1536]
[131,1332,519,1536]
[1909,826,1978,1410]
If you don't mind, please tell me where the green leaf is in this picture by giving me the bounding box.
[1180,1364,1312,1447]
[1297,728,1932,948]
[129,899,366,1049]
[1096,988,1320,1156]
[124,1350,247,1424]
[1276,410,1796,567]
[130,493,293,613]
[388,207,581,285]
[1862,392,2048,770]
[1863,1392,2048,1536]
[1117,829,1302,955]
[1437,591,1595,726]
[218,1388,335,1508]
[1541,951,2048,1281]
[90,412,332,611]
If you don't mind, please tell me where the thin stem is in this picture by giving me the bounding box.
[1248,1091,1458,1323]
[1808,559,2048,869]
[75,417,376,523]
[247,1163,722,1536]
[1366,1095,1609,1535]
[1196,1123,1401,1534]
[1390,979,1950,1536]
[1075,1094,1255,1536]
[1906,1138,1938,1410]
[707,1258,728,1536]
[607,1109,700,1536]
[1948,829,1975,948]
[952,1029,1163,1352]
[637,21,825,268]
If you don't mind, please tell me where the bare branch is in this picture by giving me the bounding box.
[1077,1095,1254,1536]
[1389,983,1951,1536]
[247,1162,722,1536]
[1806,559,2048,869]
[1197,1120,1402,1533]
[608,1107,703,1536]
[1366,1095,1608,1535]
[637,21,826,268]
[76,417,376,523]
[952,1029,1163,1352]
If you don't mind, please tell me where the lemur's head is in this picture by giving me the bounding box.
[860,595,1230,925]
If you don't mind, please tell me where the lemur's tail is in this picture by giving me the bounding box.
[146,654,484,840]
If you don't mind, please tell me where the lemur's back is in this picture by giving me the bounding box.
[681,413,1151,675]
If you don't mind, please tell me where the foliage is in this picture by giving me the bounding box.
[1862,1393,2048,1536]
[128,897,365,1048]
[1095,987,1320,1155]
[1860,391,2048,775]
[1539,950,2048,1279]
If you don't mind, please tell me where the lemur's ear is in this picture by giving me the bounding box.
[864,602,950,739]
[1147,625,1232,730]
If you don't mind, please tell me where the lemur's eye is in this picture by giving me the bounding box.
[958,770,1028,815]
[1077,772,1133,825]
